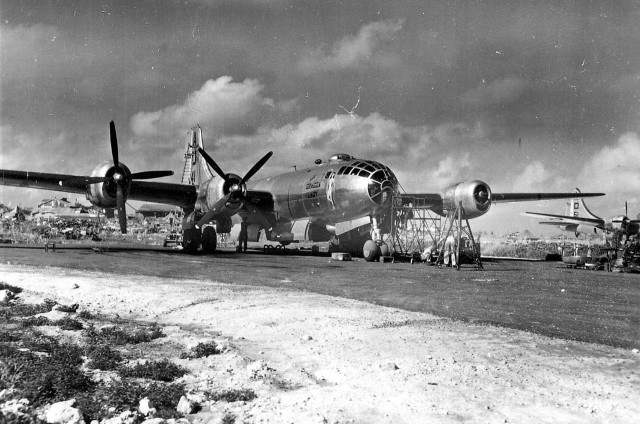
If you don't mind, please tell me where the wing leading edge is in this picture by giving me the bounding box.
[1,169,197,209]
[398,191,605,209]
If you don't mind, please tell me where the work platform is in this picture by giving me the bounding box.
[389,196,483,269]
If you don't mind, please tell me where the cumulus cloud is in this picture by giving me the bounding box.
[579,132,640,207]
[461,77,529,108]
[130,76,283,142]
[427,154,471,189]
[511,161,548,192]
[299,19,404,73]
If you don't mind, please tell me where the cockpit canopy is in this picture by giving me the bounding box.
[329,153,355,163]
[336,160,398,205]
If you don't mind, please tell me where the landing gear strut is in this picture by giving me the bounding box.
[363,215,388,262]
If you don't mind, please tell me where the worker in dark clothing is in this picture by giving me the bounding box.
[238,217,248,252]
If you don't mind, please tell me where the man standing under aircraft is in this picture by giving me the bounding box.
[239,217,248,252]
[443,234,457,267]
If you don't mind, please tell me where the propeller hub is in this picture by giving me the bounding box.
[113,172,124,183]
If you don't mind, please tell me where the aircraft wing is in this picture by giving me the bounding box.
[491,192,604,202]
[523,211,605,227]
[397,192,604,210]
[1,170,89,194]
[1,169,197,209]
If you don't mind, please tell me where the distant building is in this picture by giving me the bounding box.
[33,197,98,221]
[136,203,182,219]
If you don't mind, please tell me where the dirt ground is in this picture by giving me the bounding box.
[2,262,639,424]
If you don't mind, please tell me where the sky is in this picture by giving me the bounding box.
[1,0,639,235]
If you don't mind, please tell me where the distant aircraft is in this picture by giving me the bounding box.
[0,121,605,260]
[524,188,639,238]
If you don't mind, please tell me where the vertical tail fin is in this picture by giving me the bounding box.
[564,188,600,220]
[183,125,213,187]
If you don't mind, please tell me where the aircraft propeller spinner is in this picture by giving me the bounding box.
[75,121,174,234]
[196,147,273,229]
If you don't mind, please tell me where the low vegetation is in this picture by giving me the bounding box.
[0,282,256,423]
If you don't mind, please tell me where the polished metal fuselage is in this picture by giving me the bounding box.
[249,158,398,225]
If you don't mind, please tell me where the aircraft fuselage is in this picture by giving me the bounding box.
[249,154,399,225]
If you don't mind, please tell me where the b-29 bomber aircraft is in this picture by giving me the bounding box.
[525,188,639,238]
[1,121,605,261]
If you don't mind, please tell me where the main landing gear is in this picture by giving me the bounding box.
[181,211,218,254]
[363,215,390,262]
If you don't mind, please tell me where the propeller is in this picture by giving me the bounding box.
[67,121,174,233]
[196,148,273,229]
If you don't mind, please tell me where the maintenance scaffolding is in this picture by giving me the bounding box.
[390,196,483,269]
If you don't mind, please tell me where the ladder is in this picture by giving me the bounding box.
[181,130,196,184]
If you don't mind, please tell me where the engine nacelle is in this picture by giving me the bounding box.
[202,173,245,213]
[575,224,602,236]
[609,215,629,231]
[85,161,132,208]
[441,180,492,219]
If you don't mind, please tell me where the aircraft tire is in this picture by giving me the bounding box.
[182,228,200,254]
[201,226,217,254]
[363,240,381,262]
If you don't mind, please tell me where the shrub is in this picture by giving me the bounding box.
[86,344,123,371]
[3,341,94,407]
[76,310,96,320]
[56,317,84,331]
[84,324,164,345]
[118,359,188,382]
[20,316,51,327]
[77,381,185,422]
[180,342,222,359]
[1,299,55,319]
[0,282,23,294]
[207,388,257,403]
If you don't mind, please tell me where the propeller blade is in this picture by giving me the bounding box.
[239,151,273,186]
[116,183,127,234]
[196,195,230,229]
[197,148,229,182]
[241,196,272,231]
[130,170,174,180]
[109,121,119,167]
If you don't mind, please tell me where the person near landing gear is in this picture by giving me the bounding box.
[238,217,248,252]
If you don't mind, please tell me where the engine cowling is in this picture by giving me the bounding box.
[201,173,245,214]
[575,224,603,236]
[441,180,492,219]
[609,215,629,231]
[86,161,132,208]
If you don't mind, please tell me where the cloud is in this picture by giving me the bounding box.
[130,76,283,142]
[579,132,640,206]
[299,19,404,73]
[461,77,530,108]
[427,154,471,189]
[510,161,548,192]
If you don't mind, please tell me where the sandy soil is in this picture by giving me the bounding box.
[2,263,639,424]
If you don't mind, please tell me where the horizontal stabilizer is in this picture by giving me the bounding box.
[522,211,604,226]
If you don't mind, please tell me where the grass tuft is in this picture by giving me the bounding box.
[84,324,164,345]
[207,388,257,403]
[118,359,188,382]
